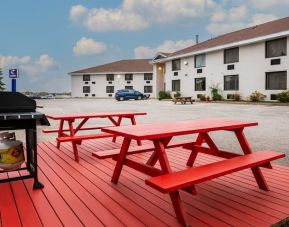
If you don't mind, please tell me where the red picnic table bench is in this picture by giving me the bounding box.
[97,118,285,226]
[44,112,146,161]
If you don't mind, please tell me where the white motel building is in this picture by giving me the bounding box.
[70,17,289,100]
[70,59,154,98]
[153,17,289,101]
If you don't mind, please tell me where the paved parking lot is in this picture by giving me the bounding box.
[18,98,289,166]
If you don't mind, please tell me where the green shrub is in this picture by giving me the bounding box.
[276,91,289,103]
[209,84,223,101]
[173,91,181,98]
[249,90,266,102]
[158,91,172,100]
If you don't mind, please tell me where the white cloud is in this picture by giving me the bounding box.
[206,22,245,36]
[69,4,88,23]
[248,0,289,9]
[69,0,218,32]
[211,11,225,22]
[205,0,284,36]
[134,47,156,59]
[249,13,278,26]
[207,10,279,36]
[134,39,194,59]
[73,37,107,56]
[228,5,247,21]
[0,54,57,81]
[85,8,148,32]
[37,54,56,70]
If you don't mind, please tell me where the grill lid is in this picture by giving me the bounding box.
[0,92,36,113]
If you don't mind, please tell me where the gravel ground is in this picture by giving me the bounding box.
[14,98,289,166]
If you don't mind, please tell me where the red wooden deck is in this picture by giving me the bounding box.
[0,138,288,227]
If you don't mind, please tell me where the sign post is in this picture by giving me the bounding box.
[9,69,19,92]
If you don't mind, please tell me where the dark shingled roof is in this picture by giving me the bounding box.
[169,16,289,58]
[70,59,152,74]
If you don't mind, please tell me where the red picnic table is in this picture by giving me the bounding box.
[44,112,146,161]
[99,118,285,225]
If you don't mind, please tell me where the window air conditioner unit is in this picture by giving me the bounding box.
[271,59,281,65]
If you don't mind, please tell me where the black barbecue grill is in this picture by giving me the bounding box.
[0,92,50,189]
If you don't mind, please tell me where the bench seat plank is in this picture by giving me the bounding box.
[92,139,196,159]
[146,150,285,193]
[43,126,106,133]
[57,133,114,142]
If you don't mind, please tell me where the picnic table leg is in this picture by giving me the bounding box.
[111,138,131,184]
[187,134,204,166]
[153,139,188,225]
[113,117,122,143]
[130,116,142,146]
[68,120,80,162]
[147,137,172,166]
[146,152,158,166]
[74,118,89,134]
[187,132,220,166]
[56,119,64,148]
[108,116,122,143]
[170,191,186,225]
[235,129,269,191]
[201,132,220,153]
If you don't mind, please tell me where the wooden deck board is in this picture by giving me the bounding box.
[0,138,288,227]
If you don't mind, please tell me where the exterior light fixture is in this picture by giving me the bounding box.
[158,66,162,70]
[184,61,188,65]
[117,74,121,79]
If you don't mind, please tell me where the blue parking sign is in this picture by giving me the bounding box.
[9,69,19,78]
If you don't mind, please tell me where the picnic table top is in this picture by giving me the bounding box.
[102,118,258,140]
[46,112,147,120]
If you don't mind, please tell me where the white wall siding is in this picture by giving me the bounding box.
[71,75,83,97]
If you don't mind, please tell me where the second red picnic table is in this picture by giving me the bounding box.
[44,112,146,161]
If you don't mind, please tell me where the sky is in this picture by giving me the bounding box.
[0,0,288,92]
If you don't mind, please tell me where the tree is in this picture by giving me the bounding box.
[0,68,5,91]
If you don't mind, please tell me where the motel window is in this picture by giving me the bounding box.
[106,86,114,93]
[83,86,90,93]
[172,80,181,91]
[125,74,133,81]
[144,73,153,80]
[144,86,153,93]
[224,47,239,64]
[266,38,287,58]
[224,75,239,90]
[266,71,287,90]
[195,54,206,68]
[106,74,114,81]
[83,74,90,81]
[125,86,133,90]
[195,78,206,91]
[172,59,181,71]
